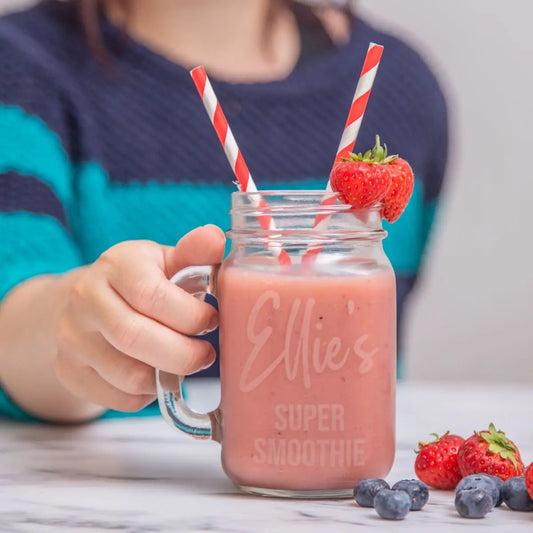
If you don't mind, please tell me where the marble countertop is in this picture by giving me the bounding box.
[1,379,533,532]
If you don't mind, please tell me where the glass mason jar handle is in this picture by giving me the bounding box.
[155,265,222,443]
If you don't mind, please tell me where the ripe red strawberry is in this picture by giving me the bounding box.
[414,432,465,489]
[330,136,392,209]
[383,157,414,222]
[525,463,533,500]
[457,423,525,481]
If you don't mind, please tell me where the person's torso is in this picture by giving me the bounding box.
[1,1,442,267]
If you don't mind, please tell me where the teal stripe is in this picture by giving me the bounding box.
[262,177,328,190]
[76,163,429,276]
[76,168,337,262]
[383,179,426,275]
[0,212,82,301]
[0,105,72,209]
[77,161,235,261]
[100,402,161,419]
[0,386,39,422]
[0,386,161,422]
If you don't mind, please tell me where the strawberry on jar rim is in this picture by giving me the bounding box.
[383,157,414,222]
[414,431,465,490]
[457,423,525,481]
[330,135,392,209]
[330,135,414,221]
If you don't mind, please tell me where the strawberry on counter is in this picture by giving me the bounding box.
[457,423,525,481]
[414,432,465,489]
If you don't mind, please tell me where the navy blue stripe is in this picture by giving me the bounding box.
[0,171,67,227]
[0,14,78,157]
[423,109,448,203]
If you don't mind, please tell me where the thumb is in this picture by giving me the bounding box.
[164,224,226,278]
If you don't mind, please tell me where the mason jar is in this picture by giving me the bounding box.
[157,190,396,498]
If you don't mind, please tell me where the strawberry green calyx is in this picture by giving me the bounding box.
[416,431,450,453]
[476,423,519,468]
[342,134,398,165]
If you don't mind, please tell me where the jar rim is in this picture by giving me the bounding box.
[226,228,387,241]
[232,190,341,196]
[231,190,384,213]
[229,190,386,242]
[233,190,381,201]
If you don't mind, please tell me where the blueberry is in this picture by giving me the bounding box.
[392,479,429,510]
[456,474,502,507]
[373,489,411,520]
[353,478,390,508]
[483,474,504,506]
[502,477,533,511]
[455,488,494,518]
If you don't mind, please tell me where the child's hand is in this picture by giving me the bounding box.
[54,225,225,412]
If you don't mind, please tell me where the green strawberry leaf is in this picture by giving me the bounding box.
[478,422,519,468]
[416,431,451,453]
[344,135,399,165]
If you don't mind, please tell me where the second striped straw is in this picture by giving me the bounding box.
[303,42,384,261]
[332,42,384,171]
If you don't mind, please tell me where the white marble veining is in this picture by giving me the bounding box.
[1,379,533,532]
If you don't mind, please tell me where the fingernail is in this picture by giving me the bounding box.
[200,361,214,371]
[201,347,216,371]
[197,315,218,336]
[207,314,219,331]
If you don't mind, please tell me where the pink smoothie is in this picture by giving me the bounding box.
[217,263,396,491]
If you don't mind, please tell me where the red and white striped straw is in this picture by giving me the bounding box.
[330,42,384,175]
[304,43,383,261]
[322,41,383,202]
[190,67,291,266]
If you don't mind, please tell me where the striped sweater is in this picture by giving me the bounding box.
[0,1,448,420]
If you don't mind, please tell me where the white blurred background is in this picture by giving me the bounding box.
[1,0,532,382]
[355,0,533,383]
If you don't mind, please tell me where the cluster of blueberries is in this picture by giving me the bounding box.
[456,474,533,518]
[354,474,533,520]
[353,478,428,520]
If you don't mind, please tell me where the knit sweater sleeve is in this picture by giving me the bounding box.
[0,29,83,420]
[0,30,83,301]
